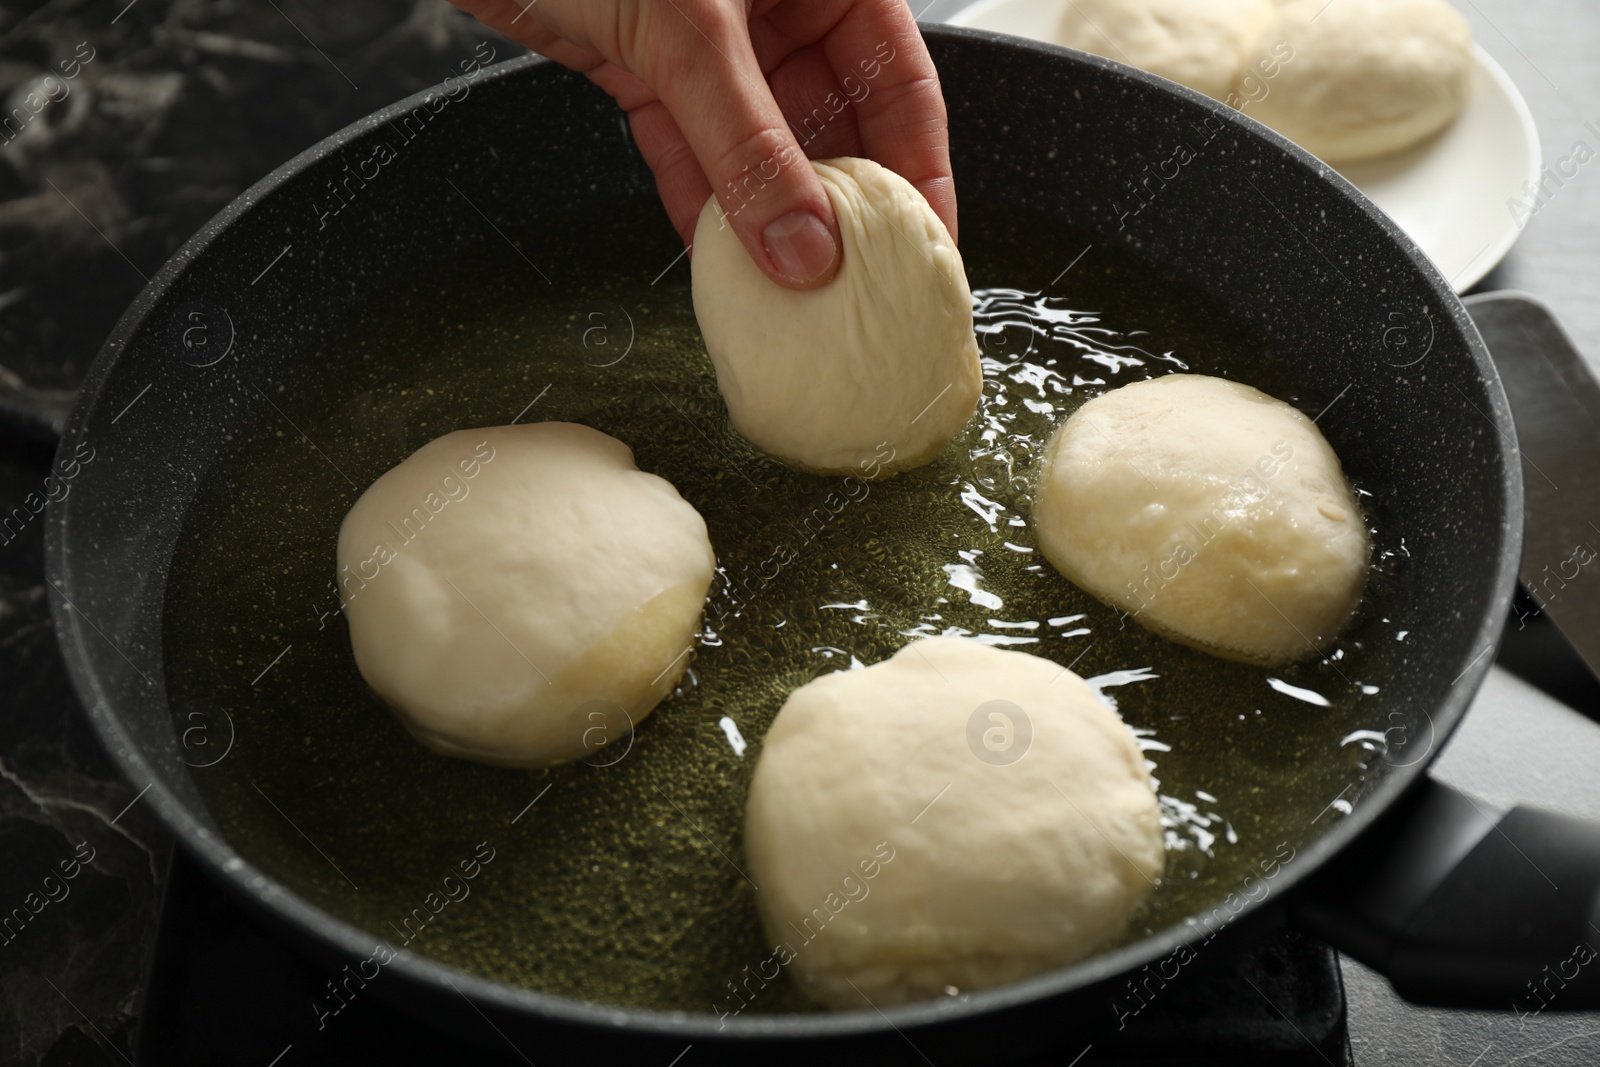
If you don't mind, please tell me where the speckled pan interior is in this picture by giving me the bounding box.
[46,27,1520,1065]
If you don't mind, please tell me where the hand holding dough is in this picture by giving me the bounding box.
[337,422,715,768]
[1033,374,1369,666]
[744,637,1163,1007]
[691,157,982,476]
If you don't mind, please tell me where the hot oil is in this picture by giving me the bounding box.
[162,198,1402,1015]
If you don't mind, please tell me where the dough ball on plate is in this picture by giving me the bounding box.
[1246,0,1473,162]
[337,422,715,768]
[1034,374,1369,666]
[744,636,1163,1008]
[1056,0,1277,102]
[691,157,982,476]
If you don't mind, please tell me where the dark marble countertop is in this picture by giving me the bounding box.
[0,3,518,1062]
[3,1,1599,1064]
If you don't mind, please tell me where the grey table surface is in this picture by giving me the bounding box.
[922,0,1600,1063]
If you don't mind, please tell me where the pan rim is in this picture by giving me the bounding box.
[44,24,1525,1042]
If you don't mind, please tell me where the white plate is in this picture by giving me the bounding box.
[944,0,1542,292]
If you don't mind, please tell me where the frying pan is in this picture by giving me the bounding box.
[38,24,1600,1065]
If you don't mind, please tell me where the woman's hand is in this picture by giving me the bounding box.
[447,0,955,289]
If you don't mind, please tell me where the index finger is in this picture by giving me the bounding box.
[763,0,956,241]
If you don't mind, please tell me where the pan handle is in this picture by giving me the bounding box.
[0,363,73,447]
[1294,776,1600,1010]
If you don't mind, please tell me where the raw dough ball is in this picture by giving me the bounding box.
[1056,0,1277,102]
[691,157,981,476]
[337,422,715,768]
[744,637,1163,1008]
[1034,374,1369,666]
[1245,0,1473,162]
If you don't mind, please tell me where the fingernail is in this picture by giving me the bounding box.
[762,211,838,285]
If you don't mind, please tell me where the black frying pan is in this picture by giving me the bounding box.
[41,25,1600,1065]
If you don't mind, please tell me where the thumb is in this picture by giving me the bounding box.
[644,14,840,289]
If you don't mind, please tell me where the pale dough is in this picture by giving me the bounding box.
[691,157,982,476]
[1056,0,1277,102]
[1245,0,1473,162]
[1033,374,1370,666]
[337,422,715,768]
[744,636,1163,1008]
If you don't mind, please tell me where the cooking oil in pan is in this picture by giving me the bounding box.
[162,199,1408,1013]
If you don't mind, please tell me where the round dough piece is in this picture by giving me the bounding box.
[1245,0,1473,162]
[337,422,715,768]
[744,636,1163,1008]
[1034,374,1369,666]
[1056,0,1277,102]
[691,157,982,476]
